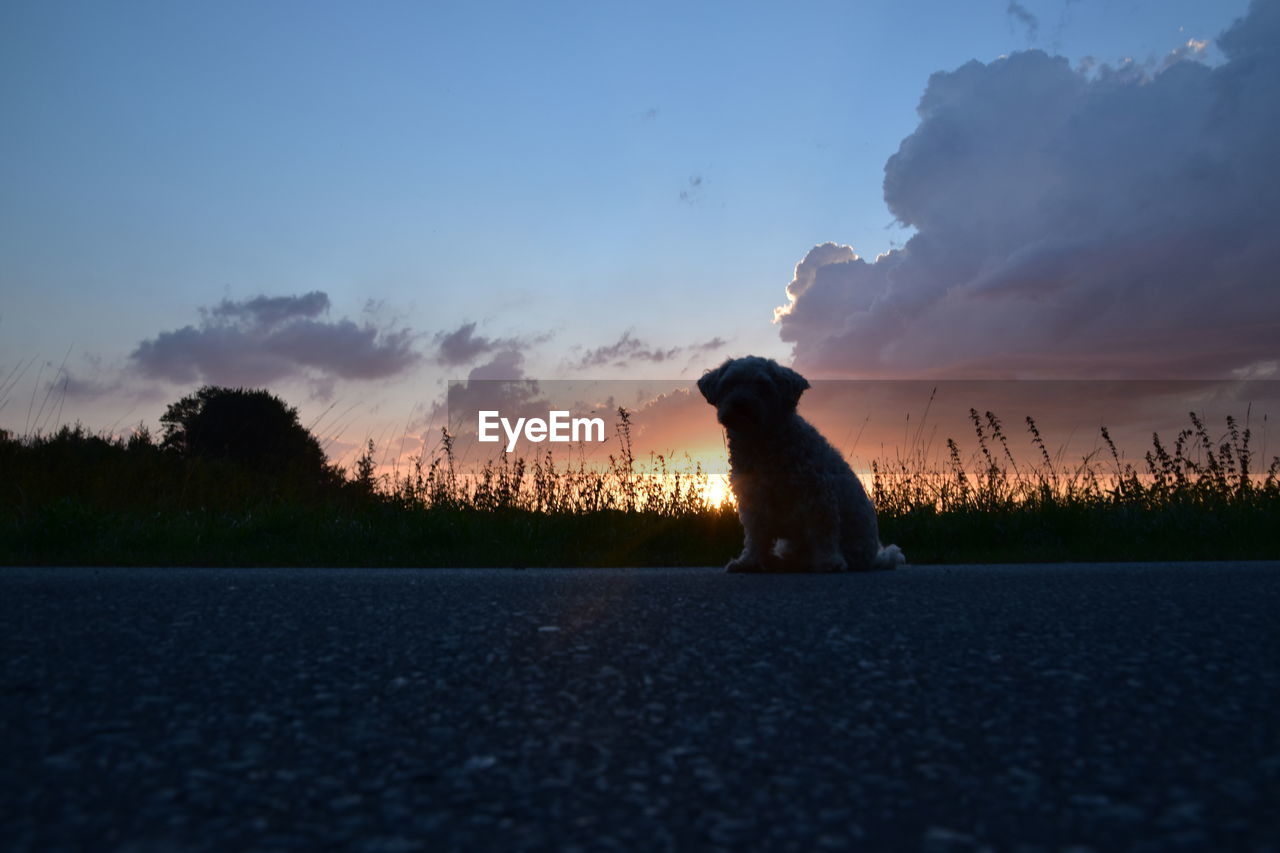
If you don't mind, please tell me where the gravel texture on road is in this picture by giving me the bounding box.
[3,563,1279,851]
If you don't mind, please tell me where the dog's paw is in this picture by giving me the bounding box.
[726,552,786,573]
[812,555,849,573]
[725,557,762,573]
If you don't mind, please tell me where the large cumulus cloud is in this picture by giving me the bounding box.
[775,0,1280,379]
[132,291,421,387]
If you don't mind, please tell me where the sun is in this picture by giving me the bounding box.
[701,474,734,508]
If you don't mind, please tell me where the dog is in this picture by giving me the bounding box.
[698,356,905,573]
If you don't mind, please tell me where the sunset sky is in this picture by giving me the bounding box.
[3,0,1276,470]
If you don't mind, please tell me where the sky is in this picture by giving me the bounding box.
[2,0,1275,469]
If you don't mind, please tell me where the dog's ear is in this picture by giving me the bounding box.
[697,361,729,404]
[768,361,810,408]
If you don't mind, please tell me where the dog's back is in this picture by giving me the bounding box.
[795,415,905,571]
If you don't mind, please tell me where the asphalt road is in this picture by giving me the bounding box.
[3,563,1279,852]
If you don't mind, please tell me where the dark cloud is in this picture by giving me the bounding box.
[433,321,553,369]
[443,350,550,441]
[131,292,421,387]
[434,322,516,367]
[776,0,1280,379]
[573,332,726,371]
[436,322,492,365]
[422,348,534,440]
[467,349,526,381]
[1006,1,1038,41]
[207,291,329,327]
[265,319,417,379]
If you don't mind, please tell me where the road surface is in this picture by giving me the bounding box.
[3,563,1279,851]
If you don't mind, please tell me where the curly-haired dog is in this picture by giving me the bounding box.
[698,356,905,573]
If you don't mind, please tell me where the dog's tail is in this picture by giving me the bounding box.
[873,543,906,570]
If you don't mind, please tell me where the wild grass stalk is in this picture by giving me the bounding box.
[2,407,1277,566]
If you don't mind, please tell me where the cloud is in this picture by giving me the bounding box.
[207,291,329,327]
[573,331,726,371]
[51,368,120,401]
[132,292,421,388]
[265,319,417,379]
[449,348,532,414]
[434,321,527,367]
[1163,38,1209,69]
[433,321,554,370]
[1006,1,1038,41]
[776,0,1280,379]
[578,331,677,369]
[679,175,704,205]
[467,349,527,381]
[441,349,553,441]
[436,322,496,366]
[689,336,727,355]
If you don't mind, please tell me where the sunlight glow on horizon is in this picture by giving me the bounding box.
[700,473,734,509]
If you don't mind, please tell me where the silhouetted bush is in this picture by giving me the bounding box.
[160,386,335,486]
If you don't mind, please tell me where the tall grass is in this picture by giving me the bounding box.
[2,406,1277,566]
[869,409,1279,562]
[383,408,722,515]
[871,409,1277,514]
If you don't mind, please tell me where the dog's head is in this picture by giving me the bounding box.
[697,356,810,431]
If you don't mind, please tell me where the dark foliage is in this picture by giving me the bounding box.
[2,399,1277,567]
[160,386,333,485]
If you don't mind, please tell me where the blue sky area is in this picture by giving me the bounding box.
[2,0,1272,460]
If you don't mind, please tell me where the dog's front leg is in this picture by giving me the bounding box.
[725,505,778,573]
[803,506,848,573]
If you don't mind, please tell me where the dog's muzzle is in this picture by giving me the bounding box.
[717,395,761,428]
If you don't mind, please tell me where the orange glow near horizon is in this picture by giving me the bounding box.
[699,473,734,508]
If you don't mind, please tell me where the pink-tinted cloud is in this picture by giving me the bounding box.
[776,1,1280,380]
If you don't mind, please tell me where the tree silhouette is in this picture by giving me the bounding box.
[160,386,331,480]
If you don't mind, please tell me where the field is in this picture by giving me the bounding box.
[3,401,1278,567]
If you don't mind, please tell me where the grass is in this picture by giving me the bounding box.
[871,409,1280,562]
[2,405,1278,566]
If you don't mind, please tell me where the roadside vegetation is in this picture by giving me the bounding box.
[2,387,1277,566]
